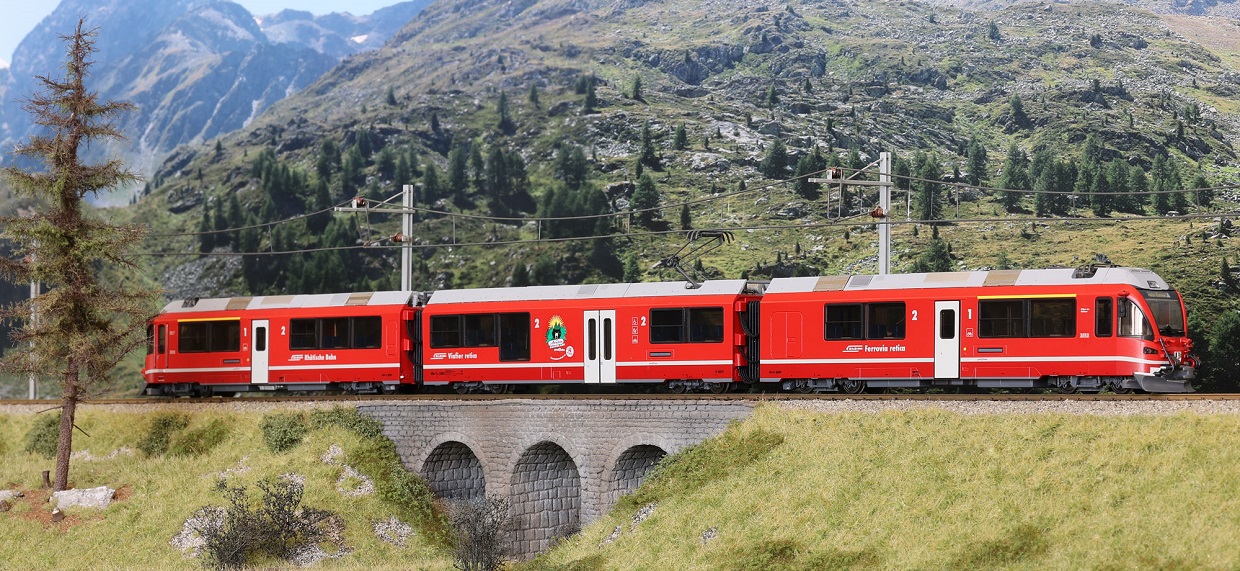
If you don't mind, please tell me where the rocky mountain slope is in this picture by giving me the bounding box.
[0,0,429,188]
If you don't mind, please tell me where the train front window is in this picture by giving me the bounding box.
[1118,298,1153,340]
[1141,290,1185,337]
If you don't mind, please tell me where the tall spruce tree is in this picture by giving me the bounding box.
[0,20,155,491]
[997,143,1030,212]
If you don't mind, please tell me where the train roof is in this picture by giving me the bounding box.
[426,279,765,305]
[159,291,417,314]
[765,267,1172,295]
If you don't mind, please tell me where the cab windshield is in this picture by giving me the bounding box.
[1140,289,1185,337]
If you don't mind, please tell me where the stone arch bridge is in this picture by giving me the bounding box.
[358,398,755,558]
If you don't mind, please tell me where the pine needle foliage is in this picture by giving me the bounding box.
[0,19,155,491]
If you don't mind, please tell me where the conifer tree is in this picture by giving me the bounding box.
[528,83,540,108]
[997,143,1030,212]
[497,91,515,134]
[0,20,154,491]
[760,138,789,179]
[793,147,826,199]
[631,173,661,228]
[639,121,660,169]
[673,123,688,151]
[583,76,598,114]
[198,206,215,253]
[965,137,988,186]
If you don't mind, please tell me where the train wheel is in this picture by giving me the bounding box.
[454,384,472,395]
[794,382,815,394]
[1057,385,1077,394]
[489,384,513,395]
[706,382,732,394]
[839,379,866,394]
[669,383,688,394]
[1112,387,1135,395]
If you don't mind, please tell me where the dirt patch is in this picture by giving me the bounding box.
[1160,15,1240,64]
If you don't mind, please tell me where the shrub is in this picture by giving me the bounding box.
[193,477,335,570]
[450,496,511,571]
[260,412,307,453]
[168,419,230,457]
[137,412,190,457]
[309,407,383,439]
[24,412,61,458]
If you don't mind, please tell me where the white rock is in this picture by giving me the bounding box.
[51,486,115,510]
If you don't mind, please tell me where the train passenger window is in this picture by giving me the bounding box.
[688,308,725,343]
[939,309,956,340]
[321,318,350,349]
[147,324,154,355]
[650,308,725,343]
[1118,298,1154,340]
[650,309,685,343]
[290,319,318,350]
[824,304,863,340]
[867,303,906,339]
[463,314,498,347]
[588,318,598,360]
[178,320,240,353]
[1030,299,1075,338]
[498,313,530,361]
[429,315,463,348]
[158,325,167,355]
[179,322,209,352]
[351,317,382,349]
[979,300,1024,338]
[603,318,613,360]
[1095,298,1113,338]
[255,327,266,352]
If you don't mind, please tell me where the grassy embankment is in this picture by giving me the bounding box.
[527,405,1240,571]
[0,407,453,571]
[3,404,1239,570]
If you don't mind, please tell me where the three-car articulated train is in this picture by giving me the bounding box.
[142,266,1197,396]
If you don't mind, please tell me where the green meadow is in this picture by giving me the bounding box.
[2,404,1238,570]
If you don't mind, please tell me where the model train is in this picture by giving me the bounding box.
[141,266,1197,396]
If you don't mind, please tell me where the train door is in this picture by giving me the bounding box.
[155,324,168,371]
[583,310,617,384]
[934,301,960,379]
[251,319,270,384]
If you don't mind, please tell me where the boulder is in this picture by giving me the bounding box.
[51,486,116,511]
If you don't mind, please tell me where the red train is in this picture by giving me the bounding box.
[142,266,1196,396]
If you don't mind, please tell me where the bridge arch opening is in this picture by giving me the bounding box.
[510,441,580,557]
[422,441,486,502]
[606,444,667,508]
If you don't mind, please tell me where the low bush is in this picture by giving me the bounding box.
[168,418,231,457]
[309,407,383,439]
[23,412,60,458]
[137,412,191,457]
[193,477,335,570]
[260,412,307,453]
[450,496,511,571]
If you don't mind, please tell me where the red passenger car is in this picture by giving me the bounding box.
[759,267,1195,393]
[420,280,764,393]
[143,291,419,396]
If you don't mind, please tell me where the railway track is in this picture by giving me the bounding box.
[2,392,1239,407]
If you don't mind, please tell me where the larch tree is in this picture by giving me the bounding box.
[0,20,155,491]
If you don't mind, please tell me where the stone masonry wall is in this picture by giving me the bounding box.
[358,399,755,558]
